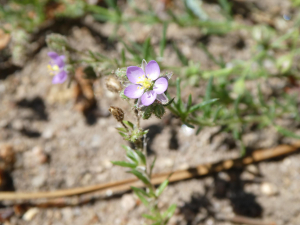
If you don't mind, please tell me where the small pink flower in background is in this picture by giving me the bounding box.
[124,60,169,106]
[47,52,68,84]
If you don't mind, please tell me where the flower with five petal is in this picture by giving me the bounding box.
[47,52,68,84]
[124,60,169,106]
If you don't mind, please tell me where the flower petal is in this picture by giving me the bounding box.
[153,77,168,94]
[126,66,145,84]
[53,55,65,68]
[156,93,169,105]
[124,84,144,99]
[52,71,67,84]
[145,60,160,81]
[141,90,157,106]
[48,52,59,59]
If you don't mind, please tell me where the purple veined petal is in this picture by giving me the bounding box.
[156,93,169,105]
[145,60,160,81]
[153,77,168,94]
[53,55,65,68]
[126,66,145,84]
[47,52,59,60]
[52,70,68,84]
[124,84,144,99]
[141,90,157,106]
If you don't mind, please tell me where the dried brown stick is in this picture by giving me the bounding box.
[0,141,299,201]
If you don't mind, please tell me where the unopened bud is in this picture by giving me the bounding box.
[109,106,124,122]
[115,68,127,78]
[46,33,70,53]
[105,75,122,93]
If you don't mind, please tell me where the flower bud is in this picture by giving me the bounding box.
[46,33,69,53]
[115,68,127,79]
[109,106,125,122]
[105,75,122,93]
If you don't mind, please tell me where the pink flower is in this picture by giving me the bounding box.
[47,52,68,84]
[124,60,169,106]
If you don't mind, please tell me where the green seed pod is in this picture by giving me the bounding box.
[154,104,165,119]
[142,105,154,120]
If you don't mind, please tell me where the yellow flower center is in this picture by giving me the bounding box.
[47,64,59,76]
[136,75,152,89]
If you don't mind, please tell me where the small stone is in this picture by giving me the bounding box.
[32,173,47,188]
[181,124,194,136]
[121,194,136,212]
[23,208,39,221]
[61,207,73,221]
[11,120,24,131]
[246,164,259,175]
[81,173,92,185]
[0,120,9,128]
[178,163,189,170]
[102,160,113,169]
[260,182,278,196]
[42,129,54,139]
[163,158,174,168]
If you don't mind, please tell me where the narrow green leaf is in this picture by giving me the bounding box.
[135,150,146,166]
[149,156,156,177]
[183,123,195,129]
[187,94,192,111]
[173,42,188,66]
[151,222,162,225]
[143,37,151,61]
[122,145,139,164]
[131,186,150,197]
[234,95,241,117]
[129,169,150,185]
[162,204,177,219]
[111,161,137,169]
[212,106,222,122]
[276,125,300,139]
[123,120,134,129]
[188,98,218,113]
[163,97,175,106]
[156,179,169,197]
[133,189,149,207]
[142,214,157,221]
[196,126,202,135]
[121,48,126,66]
[160,22,168,57]
[116,127,127,133]
[119,132,128,138]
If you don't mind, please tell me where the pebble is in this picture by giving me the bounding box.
[121,194,136,212]
[80,173,92,185]
[32,173,47,188]
[162,158,174,168]
[181,124,194,136]
[260,182,278,196]
[11,119,24,131]
[23,208,39,221]
[102,160,112,169]
[246,164,260,175]
[61,207,73,221]
[24,146,48,167]
[42,129,54,139]
[177,163,189,170]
